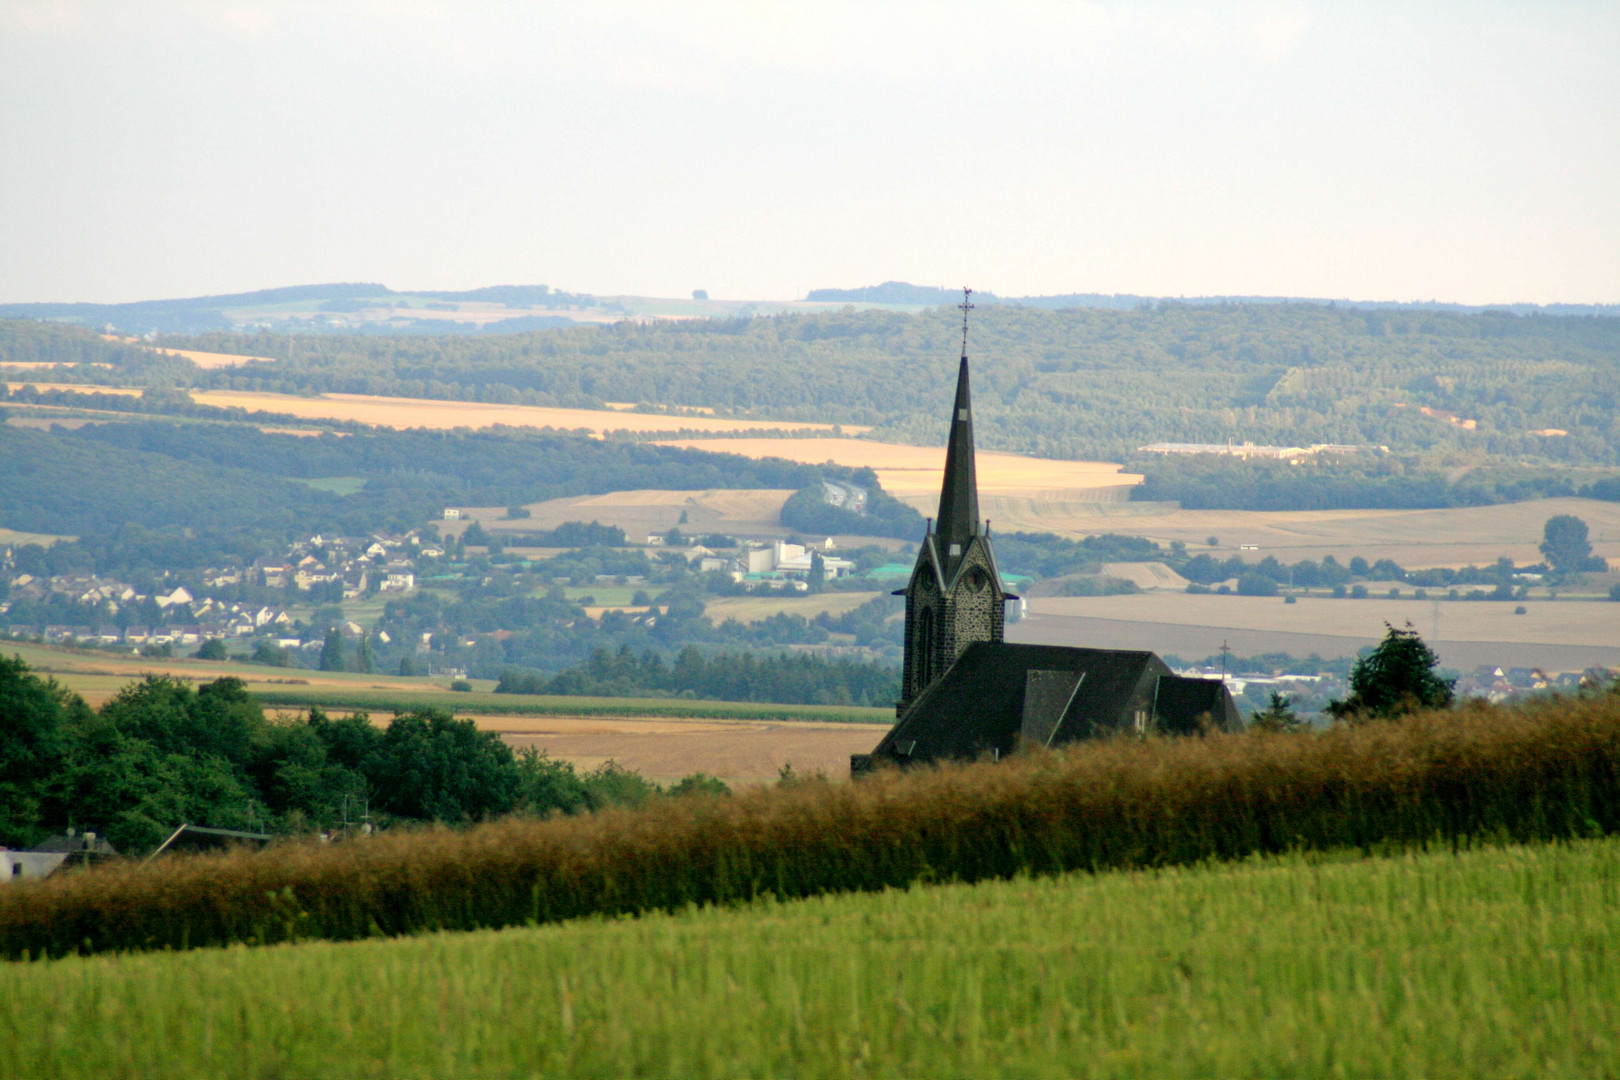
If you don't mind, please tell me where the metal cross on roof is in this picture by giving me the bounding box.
[958,285,974,357]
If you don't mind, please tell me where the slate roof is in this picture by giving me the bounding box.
[859,641,1242,770]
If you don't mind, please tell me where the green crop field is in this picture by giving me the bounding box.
[250,685,893,724]
[4,839,1617,1078]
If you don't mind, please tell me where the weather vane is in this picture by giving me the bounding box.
[958,285,974,356]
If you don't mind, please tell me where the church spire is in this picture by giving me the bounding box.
[934,287,979,578]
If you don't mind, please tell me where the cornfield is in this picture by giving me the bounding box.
[5,692,1618,959]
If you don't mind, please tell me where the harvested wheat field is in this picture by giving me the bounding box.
[98,335,278,369]
[2,382,141,396]
[703,592,879,624]
[1014,592,1620,672]
[653,437,1140,502]
[150,347,278,369]
[982,495,1620,569]
[1098,561,1191,590]
[1031,593,1620,648]
[493,714,884,785]
[186,390,860,436]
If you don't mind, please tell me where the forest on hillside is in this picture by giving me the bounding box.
[8,306,1620,518]
[107,305,1620,464]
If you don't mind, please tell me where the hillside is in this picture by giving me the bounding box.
[85,304,1620,465]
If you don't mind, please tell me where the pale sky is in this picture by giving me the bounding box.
[1,1,1616,305]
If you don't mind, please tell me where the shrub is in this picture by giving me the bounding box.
[1236,574,1278,597]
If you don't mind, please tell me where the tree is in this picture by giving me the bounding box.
[1236,573,1278,597]
[1541,515,1594,577]
[195,638,228,661]
[355,631,374,674]
[319,628,346,672]
[1327,623,1453,721]
[0,654,84,846]
[1249,691,1305,733]
[251,640,290,666]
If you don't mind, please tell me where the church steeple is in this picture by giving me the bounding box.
[897,287,1007,716]
[934,351,980,581]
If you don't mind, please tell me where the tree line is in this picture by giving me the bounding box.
[0,655,671,856]
[496,643,899,708]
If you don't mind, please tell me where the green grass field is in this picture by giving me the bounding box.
[4,838,1617,1078]
[251,685,893,724]
[289,475,366,495]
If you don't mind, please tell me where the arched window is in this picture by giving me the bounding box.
[915,606,935,691]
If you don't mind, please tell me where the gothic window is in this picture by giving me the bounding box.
[916,607,935,686]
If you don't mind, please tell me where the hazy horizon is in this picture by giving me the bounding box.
[2,1,1616,307]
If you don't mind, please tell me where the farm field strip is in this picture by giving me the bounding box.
[1028,592,1620,648]
[0,527,72,547]
[702,592,878,624]
[2,381,141,396]
[983,494,1620,567]
[654,436,1140,498]
[185,389,863,436]
[5,838,1617,1078]
[0,642,893,723]
[4,382,864,436]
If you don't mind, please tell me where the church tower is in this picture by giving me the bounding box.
[897,290,1010,715]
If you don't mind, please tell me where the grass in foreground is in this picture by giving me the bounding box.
[3,839,1618,1078]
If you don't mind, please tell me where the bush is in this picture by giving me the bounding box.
[449,679,473,693]
[1236,574,1278,597]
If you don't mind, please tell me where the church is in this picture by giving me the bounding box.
[851,296,1240,775]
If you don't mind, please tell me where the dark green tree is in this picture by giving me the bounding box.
[319,628,346,672]
[195,638,228,661]
[1327,623,1454,721]
[1540,514,1593,577]
[366,709,518,822]
[1249,691,1305,733]
[0,655,85,845]
[355,631,374,674]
